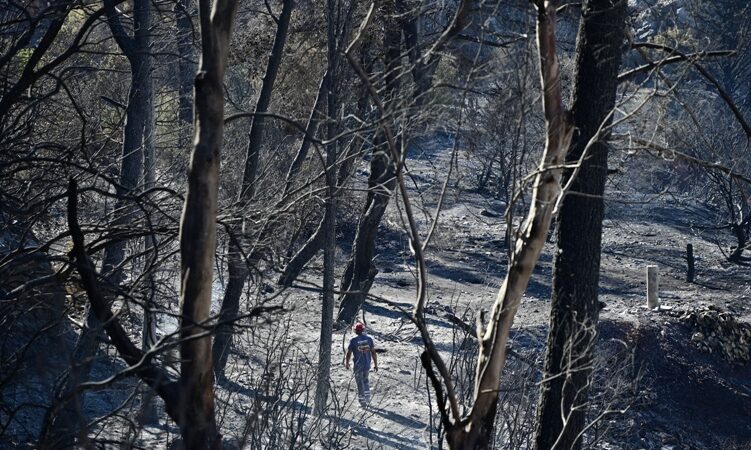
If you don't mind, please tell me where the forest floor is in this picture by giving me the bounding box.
[202,136,751,449]
[81,137,751,449]
[301,189,751,450]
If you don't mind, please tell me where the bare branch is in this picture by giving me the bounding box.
[618,50,734,82]
[632,42,751,138]
[66,178,180,422]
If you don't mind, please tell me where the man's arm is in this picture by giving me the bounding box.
[345,348,352,369]
[370,347,378,371]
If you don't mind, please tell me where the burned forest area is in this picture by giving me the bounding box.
[2,0,751,449]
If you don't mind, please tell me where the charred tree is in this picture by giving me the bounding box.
[101,0,153,283]
[177,0,239,446]
[445,2,574,446]
[408,2,574,447]
[336,0,402,325]
[140,24,158,422]
[212,0,294,379]
[314,0,340,415]
[533,1,627,449]
[43,0,155,444]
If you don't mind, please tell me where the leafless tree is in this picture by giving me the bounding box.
[534,1,628,449]
[313,0,341,416]
[211,0,294,380]
[376,0,576,446]
[59,0,241,447]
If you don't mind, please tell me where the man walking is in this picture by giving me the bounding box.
[344,322,378,406]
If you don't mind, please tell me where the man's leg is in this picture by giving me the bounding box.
[361,370,371,405]
[354,370,367,406]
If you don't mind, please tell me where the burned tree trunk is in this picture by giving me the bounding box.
[728,218,750,263]
[400,8,437,105]
[178,0,238,446]
[533,1,627,449]
[336,0,402,325]
[140,23,158,422]
[448,3,573,447]
[101,0,152,283]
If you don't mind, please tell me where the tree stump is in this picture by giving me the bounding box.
[647,265,659,309]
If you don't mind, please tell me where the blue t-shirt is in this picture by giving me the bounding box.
[348,334,374,371]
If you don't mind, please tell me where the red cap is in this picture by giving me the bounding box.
[354,322,365,333]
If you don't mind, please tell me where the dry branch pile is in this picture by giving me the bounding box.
[680,306,751,363]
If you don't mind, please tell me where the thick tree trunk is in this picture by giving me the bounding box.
[178,0,238,447]
[335,162,393,324]
[211,0,293,379]
[533,2,627,450]
[142,47,156,355]
[400,9,434,104]
[728,220,749,263]
[101,0,154,283]
[100,58,148,283]
[336,1,402,325]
